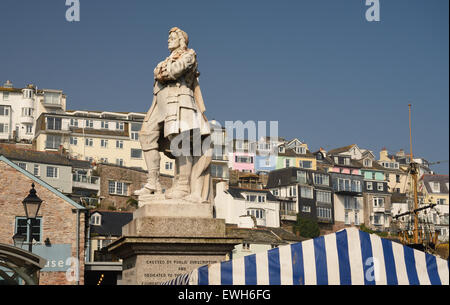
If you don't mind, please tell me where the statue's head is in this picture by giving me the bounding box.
[168,27,189,52]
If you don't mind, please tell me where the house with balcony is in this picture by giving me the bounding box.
[254,136,285,175]
[0,80,66,144]
[228,139,256,173]
[266,167,334,228]
[360,158,392,232]
[419,174,449,242]
[210,121,229,191]
[378,147,410,194]
[214,182,280,228]
[327,153,364,230]
[276,143,316,171]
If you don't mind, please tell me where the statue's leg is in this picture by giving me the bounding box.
[134,121,162,195]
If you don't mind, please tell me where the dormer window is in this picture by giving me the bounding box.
[363,159,372,167]
[432,182,440,193]
[279,146,285,153]
[91,214,101,226]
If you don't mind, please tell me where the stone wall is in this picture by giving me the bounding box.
[96,163,173,211]
[0,160,86,285]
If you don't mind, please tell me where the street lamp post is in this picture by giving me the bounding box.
[22,183,43,252]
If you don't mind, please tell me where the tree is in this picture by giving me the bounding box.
[293,215,320,238]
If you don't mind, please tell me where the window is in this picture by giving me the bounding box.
[432,182,440,193]
[0,105,10,116]
[0,123,9,133]
[46,166,58,178]
[91,214,101,226]
[302,205,311,213]
[116,122,124,130]
[70,118,78,127]
[17,162,27,170]
[2,92,9,101]
[85,138,93,147]
[351,180,361,192]
[45,135,61,149]
[285,159,291,168]
[300,186,313,199]
[131,148,142,159]
[299,160,312,169]
[355,213,360,225]
[44,92,61,104]
[437,198,446,205]
[345,212,350,224]
[289,186,297,197]
[247,209,265,219]
[101,139,108,148]
[296,147,306,154]
[116,159,124,166]
[317,207,332,219]
[108,181,129,196]
[364,159,372,167]
[396,175,400,183]
[116,140,123,149]
[25,125,33,134]
[101,121,109,129]
[100,157,108,163]
[271,189,279,196]
[314,173,329,186]
[373,214,381,225]
[316,191,332,203]
[33,164,40,176]
[257,195,266,203]
[15,217,42,243]
[70,137,78,145]
[165,162,173,170]
[85,120,93,128]
[373,197,385,207]
[21,107,33,117]
[246,194,257,202]
[297,171,307,184]
[242,243,250,251]
[366,182,373,191]
[47,117,62,130]
[131,123,141,140]
[377,183,384,191]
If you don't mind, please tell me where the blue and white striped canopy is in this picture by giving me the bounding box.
[162,228,449,285]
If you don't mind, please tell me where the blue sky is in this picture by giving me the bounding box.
[1,0,448,174]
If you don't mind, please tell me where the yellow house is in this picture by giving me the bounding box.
[33,111,175,176]
[418,174,449,241]
[378,148,410,194]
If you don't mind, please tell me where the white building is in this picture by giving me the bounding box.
[0,80,66,143]
[214,182,280,228]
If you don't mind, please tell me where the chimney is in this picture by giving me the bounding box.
[320,147,327,157]
[396,149,405,157]
[380,147,388,160]
[3,80,13,88]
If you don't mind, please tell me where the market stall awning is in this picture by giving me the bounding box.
[162,228,449,285]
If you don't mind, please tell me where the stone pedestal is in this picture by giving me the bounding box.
[108,203,241,285]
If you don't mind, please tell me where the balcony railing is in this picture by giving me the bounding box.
[73,174,99,184]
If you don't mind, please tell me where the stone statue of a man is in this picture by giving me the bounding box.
[135,27,212,204]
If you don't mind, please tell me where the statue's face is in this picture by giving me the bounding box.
[168,32,180,51]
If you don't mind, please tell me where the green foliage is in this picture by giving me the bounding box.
[107,205,117,211]
[359,224,388,237]
[126,197,139,209]
[293,215,320,238]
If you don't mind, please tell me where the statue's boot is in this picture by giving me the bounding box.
[134,149,162,195]
[165,156,191,200]
[134,171,162,195]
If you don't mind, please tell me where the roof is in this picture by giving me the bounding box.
[266,167,299,188]
[226,225,304,244]
[226,187,279,201]
[90,210,133,236]
[421,174,449,194]
[327,144,356,155]
[0,144,72,166]
[278,147,315,158]
[0,155,85,210]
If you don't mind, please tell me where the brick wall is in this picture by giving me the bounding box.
[0,160,85,285]
[96,163,172,211]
